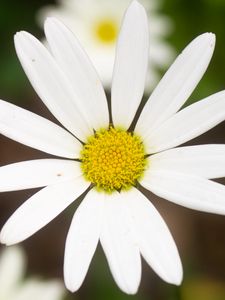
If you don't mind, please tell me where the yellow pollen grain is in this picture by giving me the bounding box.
[94,19,118,44]
[80,127,147,193]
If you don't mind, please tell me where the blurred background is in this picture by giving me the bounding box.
[0,0,225,299]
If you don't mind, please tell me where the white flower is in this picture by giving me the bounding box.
[37,0,175,90]
[0,0,224,295]
[0,246,65,300]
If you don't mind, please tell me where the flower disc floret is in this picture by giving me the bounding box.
[80,127,146,192]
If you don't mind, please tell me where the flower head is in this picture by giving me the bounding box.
[0,246,65,300]
[37,0,175,90]
[80,126,147,192]
[0,0,225,295]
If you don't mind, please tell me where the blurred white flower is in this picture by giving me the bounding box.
[37,0,175,90]
[0,246,65,300]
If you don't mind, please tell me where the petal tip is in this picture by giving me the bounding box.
[44,16,59,28]
[64,279,80,294]
[64,264,83,293]
[14,31,23,41]
[0,229,6,244]
[0,232,10,246]
[205,32,216,46]
[14,31,33,46]
[128,0,145,13]
[168,265,183,286]
[173,277,183,286]
[125,286,139,295]
[199,32,216,48]
[0,227,18,246]
[174,272,183,286]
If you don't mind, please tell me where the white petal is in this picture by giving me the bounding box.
[14,280,65,300]
[136,33,215,135]
[126,189,182,285]
[141,170,225,214]
[64,189,104,292]
[145,91,225,153]
[14,31,93,141]
[0,100,81,158]
[149,144,225,179]
[44,18,109,131]
[0,178,89,245]
[111,0,149,129]
[100,192,141,295]
[0,246,25,299]
[0,159,81,192]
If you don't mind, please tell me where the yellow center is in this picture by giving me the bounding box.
[80,127,147,193]
[94,19,118,44]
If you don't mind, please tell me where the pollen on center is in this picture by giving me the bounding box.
[80,127,147,193]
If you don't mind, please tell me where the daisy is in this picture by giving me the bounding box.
[0,246,65,300]
[0,0,225,295]
[37,0,174,90]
